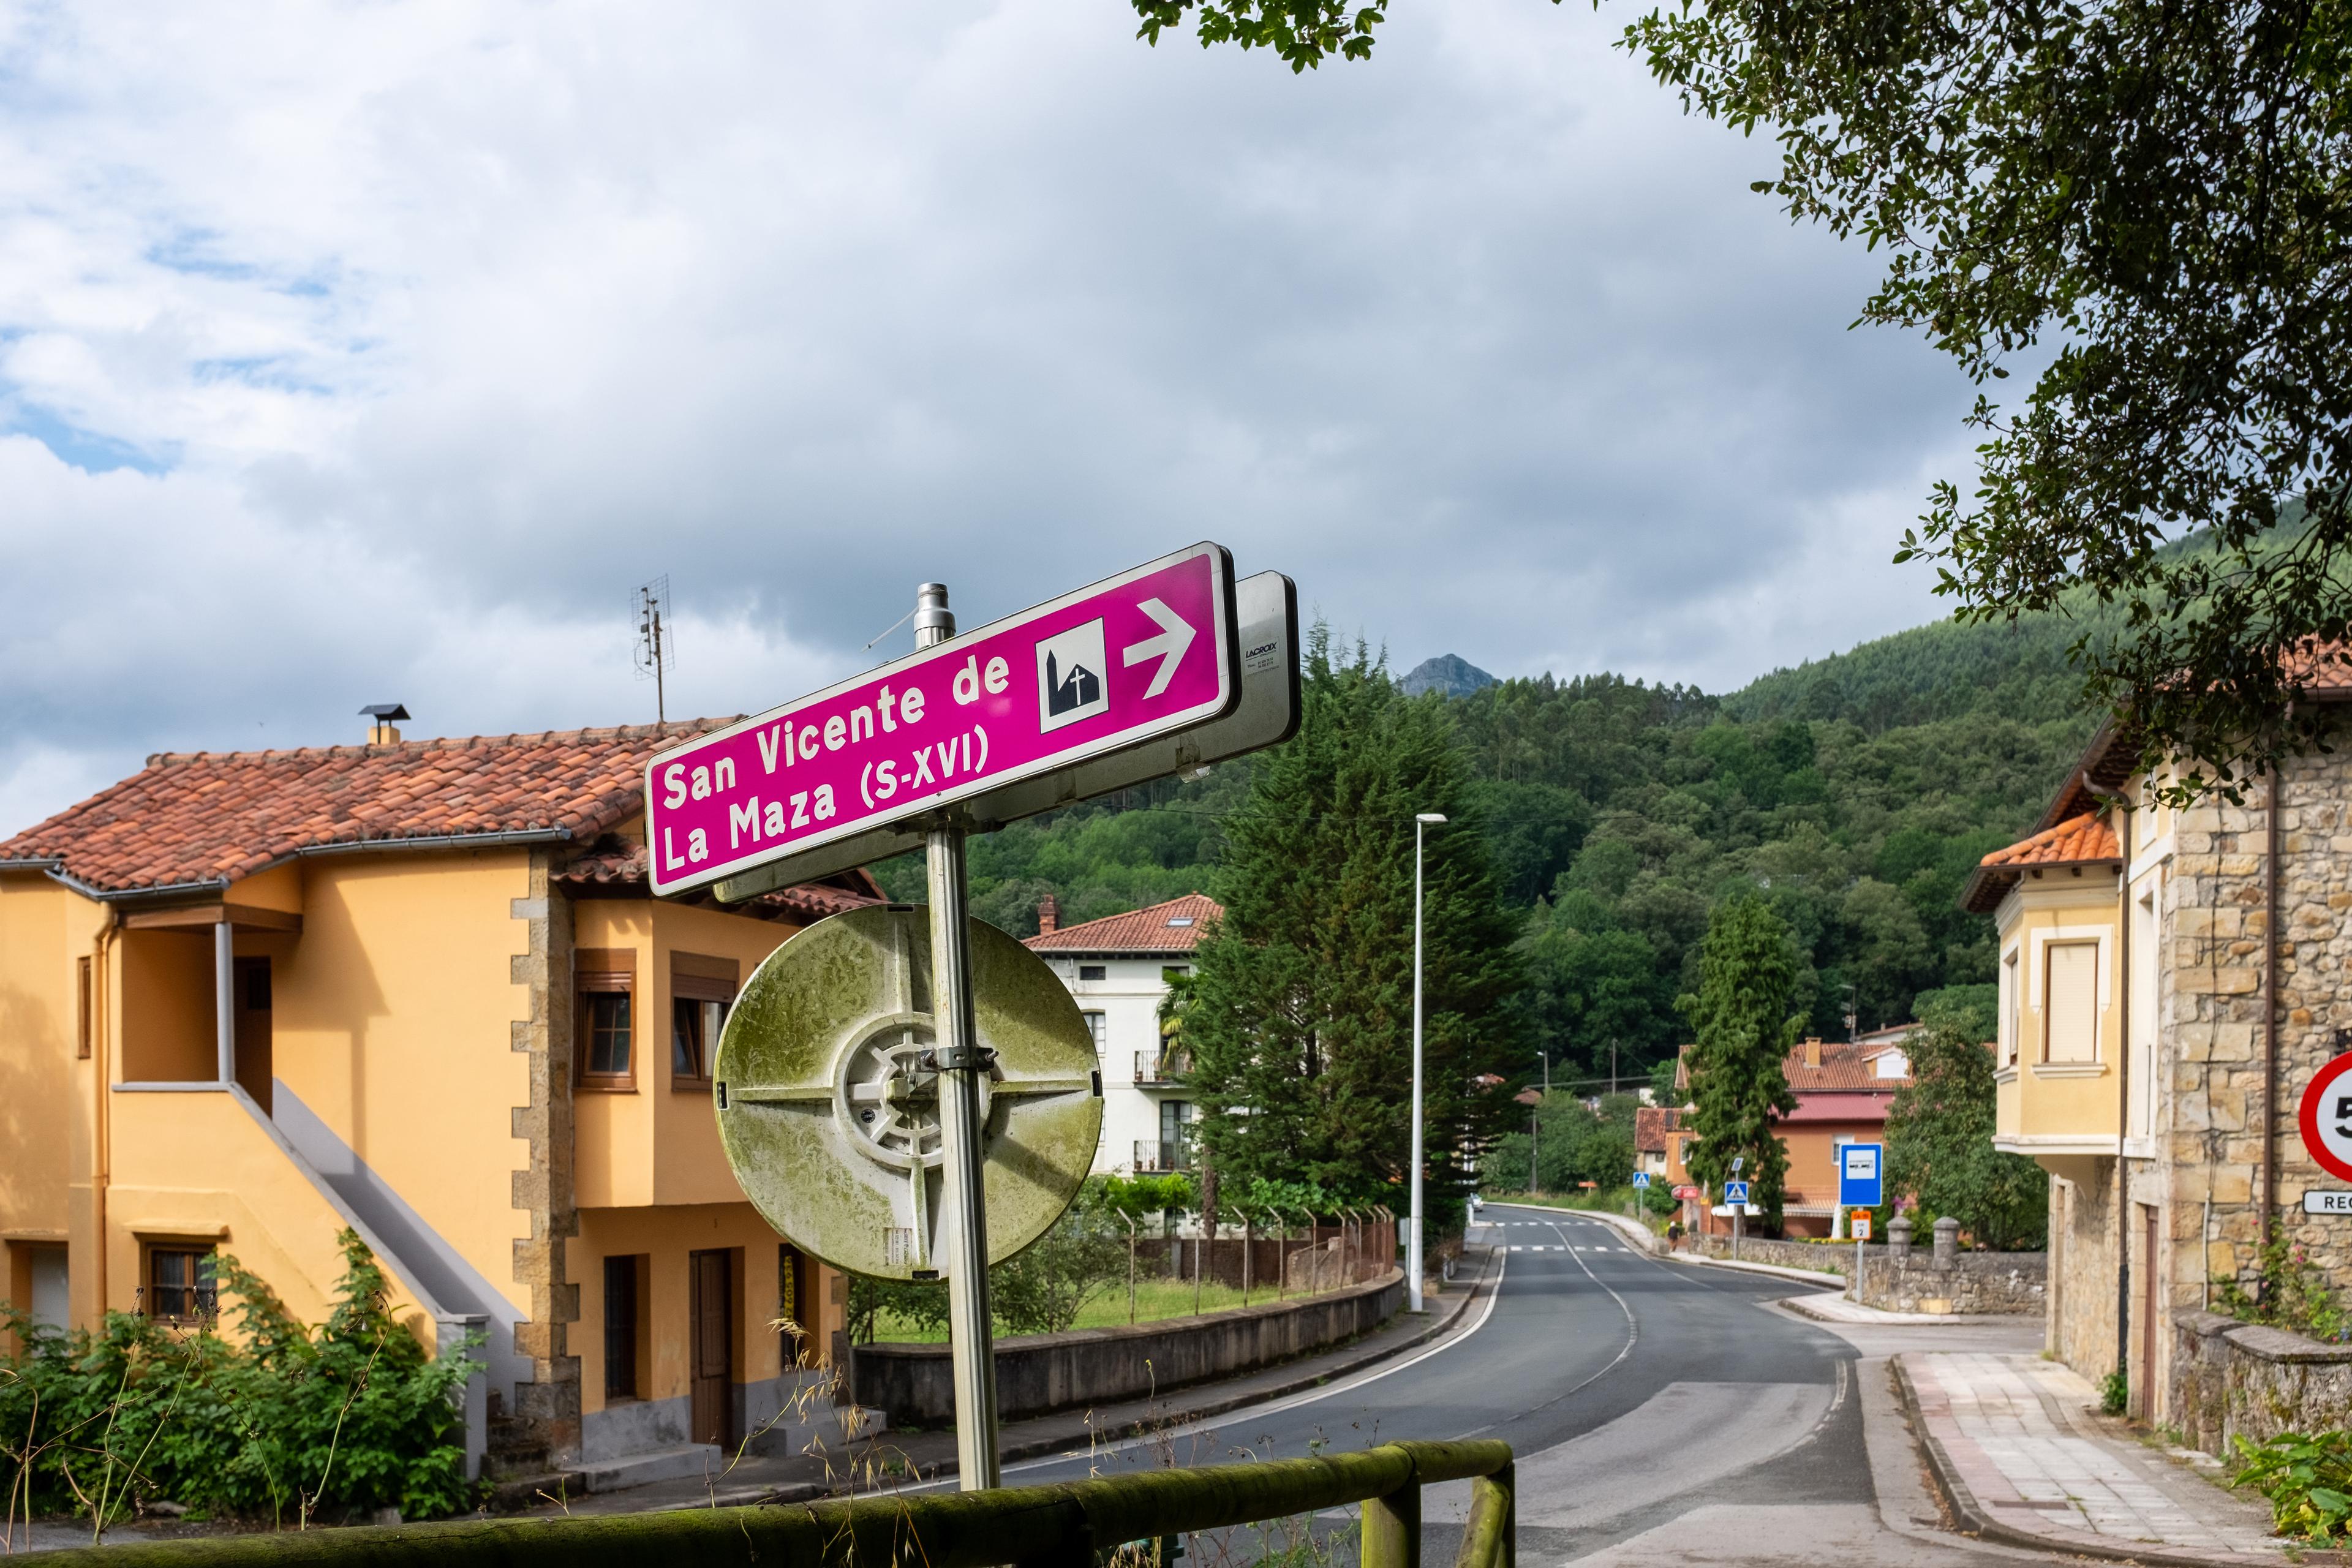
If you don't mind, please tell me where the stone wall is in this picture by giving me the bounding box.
[2173,1310,2352,1457]
[2160,750,2352,1423]
[1679,1234,1851,1278]
[1854,1250,2046,1315]
[2049,1164,2123,1374]
[851,1268,1404,1428]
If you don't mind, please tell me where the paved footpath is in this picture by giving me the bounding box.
[1901,1350,2296,1565]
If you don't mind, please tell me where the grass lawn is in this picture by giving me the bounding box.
[871,1275,1309,1343]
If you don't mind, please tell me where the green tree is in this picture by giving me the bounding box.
[1128,0,2352,792]
[1185,631,1528,1229]
[1679,896,1803,1229]
[1885,995,2048,1250]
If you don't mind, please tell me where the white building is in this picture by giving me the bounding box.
[1025,892,1219,1176]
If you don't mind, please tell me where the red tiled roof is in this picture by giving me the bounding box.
[1980,811,2119,871]
[1959,810,2121,913]
[1634,1105,1685,1153]
[554,841,879,923]
[0,718,852,900]
[1024,893,1223,954]
[1781,1038,1915,1094]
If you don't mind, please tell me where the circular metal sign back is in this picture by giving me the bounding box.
[714,907,1104,1280]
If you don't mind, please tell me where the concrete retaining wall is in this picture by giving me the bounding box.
[853,1268,1405,1428]
[2174,1310,2352,1456]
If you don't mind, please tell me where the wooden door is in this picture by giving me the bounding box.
[2139,1205,2159,1417]
[233,957,273,1116]
[690,1250,734,1448]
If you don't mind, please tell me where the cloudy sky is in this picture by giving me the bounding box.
[0,1,1977,835]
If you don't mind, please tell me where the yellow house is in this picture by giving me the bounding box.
[0,711,877,1490]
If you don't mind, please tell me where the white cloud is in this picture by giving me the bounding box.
[0,0,1975,835]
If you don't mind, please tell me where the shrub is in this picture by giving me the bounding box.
[0,1230,479,1528]
[2232,1430,2352,1542]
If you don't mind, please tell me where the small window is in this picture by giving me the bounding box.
[605,1254,643,1400]
[147,1245,217,1324]
[2002,950,2021,1065]
[673,998,728,1085]
[1161,965,1190,982]
[586,993,634,1077]
[1166,916,1194,928]
[670,952,738,1088]
[1082,1011,1106,1055]
[76,956,92,1060]
[578,949,638,1090]
[2045,941,2098,1063]
[1078,965,1107,982]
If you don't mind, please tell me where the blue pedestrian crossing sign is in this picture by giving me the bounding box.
[1722,1180,1751,1204]
[1839,1142,1884,1207]
[1632,1172,1651,1189]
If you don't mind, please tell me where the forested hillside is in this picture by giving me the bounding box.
[873,608,2104,1090]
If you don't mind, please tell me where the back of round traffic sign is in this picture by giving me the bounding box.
[712,906,1104,1280]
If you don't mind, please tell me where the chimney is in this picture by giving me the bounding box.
[1037,892,1060,935]
[1803,1038,1821,1069]
[361,703,411,746]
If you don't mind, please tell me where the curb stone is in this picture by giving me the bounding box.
[1889,1354,2332,1568]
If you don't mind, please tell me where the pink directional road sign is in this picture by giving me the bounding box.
[646,543,1238,896]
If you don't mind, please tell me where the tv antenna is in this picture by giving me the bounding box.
[633,578,674,723]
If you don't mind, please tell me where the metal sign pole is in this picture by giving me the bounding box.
[914,582,1003,1491]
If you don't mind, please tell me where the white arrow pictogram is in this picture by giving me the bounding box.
[1121,598,1196,699]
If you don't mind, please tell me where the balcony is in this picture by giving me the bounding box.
[1134,1050,1189,1086]
[1133,1139,1191,1173]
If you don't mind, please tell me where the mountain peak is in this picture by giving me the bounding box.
[1400,654,1496,699]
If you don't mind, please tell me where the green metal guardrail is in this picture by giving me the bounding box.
[13,1439,1512,1568]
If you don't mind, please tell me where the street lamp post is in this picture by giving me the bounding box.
[1409,811,1446,1313]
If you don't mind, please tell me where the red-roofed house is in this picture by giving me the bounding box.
[0,710,880,1491]
[1025,892,1219,1175]
[1664,1037,1915,1237]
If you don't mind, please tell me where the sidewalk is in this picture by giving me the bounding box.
[1781,1291,2003,1326]
[1898,1350,2300,1566]
[545,1246,1500,1517]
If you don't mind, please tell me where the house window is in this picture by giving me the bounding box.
[1162,965,1190,982]
[605,1254,644,1400]
[1160,1099,1196,1166]
[76,956,91,1060]
[1078,965,1106,982]
[146,1245,216,1324]
[2002,949,2020,1065]
[578,949,637,1090]
[670,952,740,1088]
[1083,1012,1106,1055]
[2044,941,2098,1063]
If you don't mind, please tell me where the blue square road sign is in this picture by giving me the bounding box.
[1839,1142,1884,1208]
[1723,1180,1751,1204]
[1632,1172,1651,1188]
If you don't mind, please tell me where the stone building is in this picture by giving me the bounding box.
[1967,665,2352,1423]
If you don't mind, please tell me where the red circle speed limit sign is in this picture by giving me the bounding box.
[2300,1052,2352,1182]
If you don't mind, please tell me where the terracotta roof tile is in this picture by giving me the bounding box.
[1779,1038,1915,1094]
[0,718,746,896]
[1978,811,2120,871]
[1023,893,1223,955]
[1959,810,2121,912]
[553,842,878,923]
[1634,1105,1686,1152]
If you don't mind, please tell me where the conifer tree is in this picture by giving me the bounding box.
[1680,895,1802,1231]
[1184,631,1525,1229]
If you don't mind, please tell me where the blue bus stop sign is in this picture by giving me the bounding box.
[1839,1142,1884,1208]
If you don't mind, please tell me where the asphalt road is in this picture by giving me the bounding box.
[991,1202,2052,1567]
